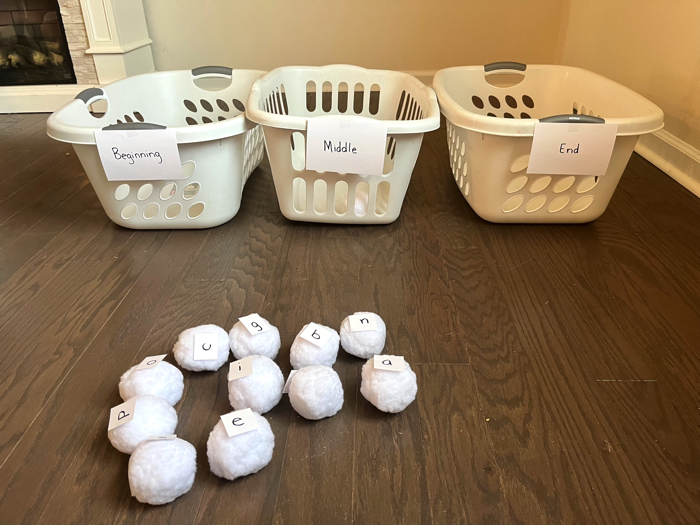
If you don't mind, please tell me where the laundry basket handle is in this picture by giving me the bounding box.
[75,87,105,105]
[484,61,527,72]
[191,66,233,77]
[540,114,605,124]
[101,122,167,131]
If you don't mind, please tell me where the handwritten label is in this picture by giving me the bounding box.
[94,129,184,181]
[373,355,405,372]
[108,397,136,431]
[228,356,254,381]
[220,408,258,437]
[282,370,298,394]
[299,323,333,347]
[527,122,618,176]
[306,118,388,176]
[194,333,219,361]
[147,434,177,441]
[349,313,378,332]
[135,354,167,371]
[239,313,273,336]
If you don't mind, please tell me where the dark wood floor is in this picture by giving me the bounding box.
[0,113,699,525]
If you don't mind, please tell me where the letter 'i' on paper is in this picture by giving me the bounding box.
[108,397,137,431]
[194,333,219,361]
[299,323,332,347]
[373,354,405,372]
[228,356,254,381]
[349,313,378,332]
[221,408,259,437]
[135,354,167,370]
[239,313,273,336]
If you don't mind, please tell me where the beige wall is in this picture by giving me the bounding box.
[558,0,700,150]
[143,0,564,74]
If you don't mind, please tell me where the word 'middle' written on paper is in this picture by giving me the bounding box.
[94,129,184,181]
[306,118,387,176]
[527,122,618,176]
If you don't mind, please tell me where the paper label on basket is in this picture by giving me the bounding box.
[349,313,378,332]
[194,333,219,361]
[135,354,167,371]
[239,313,273,336]
[221,408,258,438]
[228,356,254,381]
[527,122,618,176]
[305,118,388,176]
[373,355,405,372]
[282,370,297,394]
[108,397,136,431]
[299,323,333,347]
[94,129,184,181]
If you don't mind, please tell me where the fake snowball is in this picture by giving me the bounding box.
[173,324,230,372]
[360,357,417,413]
[108,395,178,454]
[290,323,340,369]
[288,365,344,420]
[229,317,281,360]
[228,355,284,414]
[207,414,274,480]
[339,312,387,359]
[128,437,196,505]
[119,360,184,406]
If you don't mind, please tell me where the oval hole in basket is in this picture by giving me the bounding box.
[306,81,316,112]
[181,161,196,178]
[143,203,159,220]
[187,202,205,219]
[322,81,332,113]
[313,179,327,214]
[137,184,153,201]
[183,100,197,113]
[216,99,229,112]
[133,111,145,122]
[510,154,530,173]
[114,184,130,201]
[522,95,535,108]
[338,82,348,113]
[165,202,182,220]
[232,99,245,112]
[375,181,390,216]
[160,183,176,200]
[354,83,364,114]
[472,96,484,110]
[485,72,525,88]
[291,132,306,171]
[334,181,349,215]
[354,181,369,216]
[183,182,200,200]
[121,203,137,220]
[369,84,381,115]
[292,178,307,213]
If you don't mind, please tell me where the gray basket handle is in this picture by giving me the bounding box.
[540,114,605,124]
[484,61,527,72]
[102,122,167,131]
[191,66,233,77]
[75,87,105,104]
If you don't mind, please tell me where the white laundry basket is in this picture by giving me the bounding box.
[246,65,440,224]
[433,63,664,223]
[47,67,266,229]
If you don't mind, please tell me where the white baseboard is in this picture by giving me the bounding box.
[402,70,436,87]
[0,84,97,114]
[635,129,700,198]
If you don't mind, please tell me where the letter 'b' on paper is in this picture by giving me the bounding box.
[299,323,332,347]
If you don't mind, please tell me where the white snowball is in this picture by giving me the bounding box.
[119,361,184,406]
[339,312,387,359]
[228,355,284,414]
[128,437,196,505]
[108,395,178,454]
[229,318,281,360]
[288,365,344,420]
[290,323,340,369]
[207,414,274,480]
[360,357,417,413]
[173,324,230,372]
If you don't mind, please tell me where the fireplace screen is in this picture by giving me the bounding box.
[0,0,76,86]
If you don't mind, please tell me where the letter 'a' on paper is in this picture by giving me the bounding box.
[194,333,219,361]
[221,408,258,437]
[373,354,405,372]
[228,356,254,381]
[108,397,137,431]
[239,313,273,336]
[135,354,167,371]
[299,323,332,347]
[349,313,378,332]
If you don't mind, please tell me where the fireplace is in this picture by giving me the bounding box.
[0,0,77,86]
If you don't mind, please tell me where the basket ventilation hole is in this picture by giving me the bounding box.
[395,91,407,119]
[355,181,369,216]
[505,95,517,109]
[376,181,390,215]
[510,154,530,173]
[137,184,153,201]
[184,100,197,113]
[200,99,213,112]
[573,102,578,114]
[121,203,137,220]
[187,202,205,219]
[338,82,349,113]
[488,96,501,109]
[232,99,245,112]
[181,160,196,178]
[334,181,349,214]
[369,84,380,115]
[548,196,570,213]
[217,99,229,112]
[464,181,470,196]
[186,117,197,126]
[124,114,133,123]
[143,203,159,220]
[553,176,576,193]
[506,176,528,194]
[525,195,547,213]
[133,112,144,122]
[577,176,598,193]
[306,81,316,112]
[487,113,497,117]
[571,195,594,213]
[322,81,333,113]
[116,119,123,124]
[313,179,327,214]
[530,176,552,193]
[291,132,305,171]
[384,137,395,175]
[160,183,176,200]
[521,112,531,119]
[218,116,226,121]
[182,182,199,201]
[522,95,535,109]
[354,83,364,114]
[502,195,524,213]
[581,105,586,116]
[472,96,484,110]
[504,112,514,119]
[114,184,130,201]
[292,178,306,212]
[165,203,182,220]
[460,142,466,156]
[202,116,212,124]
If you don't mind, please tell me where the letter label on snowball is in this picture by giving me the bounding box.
[194,333,219,361]
[282,370,298,394]
[108,397,137,431]
[221,408,258,437]
[228,356,254,381]
[349,313,378,332]
[239,313,273,336]
[135,353,167,370]
[147,434,177,441]
[373,354,406,372]
[299,323,332,347]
